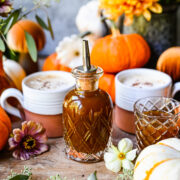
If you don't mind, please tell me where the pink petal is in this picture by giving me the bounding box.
[13,129,24,143]
[8,138,18,150]
[23,121,45,136]
[12,149,21,160]
[0,5,11,13]
[12,149,30,160]
[34,133,47,144]
[19,151,30,161]
[13,128,22,135]
[33,144,49,155]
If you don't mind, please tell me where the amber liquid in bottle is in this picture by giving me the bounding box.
[63,73,113,162]
[63,40,113,162]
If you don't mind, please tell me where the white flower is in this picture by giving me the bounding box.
[55,35,83,69]
[56,35,93,69]
[104,138,137,173]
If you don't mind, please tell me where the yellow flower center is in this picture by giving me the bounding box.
[118,152,125,160]
[23,136,36,150]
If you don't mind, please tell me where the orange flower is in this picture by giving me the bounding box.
[99,0,162,25]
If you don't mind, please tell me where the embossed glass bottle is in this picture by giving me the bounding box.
[63,40,113,162]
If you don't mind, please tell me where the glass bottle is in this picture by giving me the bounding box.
[63,40,113,163]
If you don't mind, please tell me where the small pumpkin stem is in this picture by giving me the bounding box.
[110,20,121,37]
[111,27,121,37]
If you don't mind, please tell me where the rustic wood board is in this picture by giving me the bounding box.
[0,119,135,180]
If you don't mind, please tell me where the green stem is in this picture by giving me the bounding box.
[0,32,16,56]
[20,5,41,19]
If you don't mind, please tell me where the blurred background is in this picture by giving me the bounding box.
[14,0,180,56]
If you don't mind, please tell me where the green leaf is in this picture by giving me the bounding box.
[47,17,54,40]
[4,16,14,34]
[87,171,98,180]
[9,9,21,26]
[25,31,37,62]
[3,9,21,33]
[48,174,64,180]
[0,37,5,52]
[35,15,49,30]
[9,175,29,180]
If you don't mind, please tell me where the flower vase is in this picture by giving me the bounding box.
[122,6,177,68]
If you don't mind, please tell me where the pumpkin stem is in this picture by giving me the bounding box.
[110,20,121,37]
[111,27,121,37]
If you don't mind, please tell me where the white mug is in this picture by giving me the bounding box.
[0,71,75,137]
[114,68,180,134]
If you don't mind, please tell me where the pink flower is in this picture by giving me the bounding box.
[9,121,49,160]
[0,0,12,17]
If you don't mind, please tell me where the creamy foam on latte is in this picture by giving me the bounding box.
[25,74,72,91]
[120,74,166,88]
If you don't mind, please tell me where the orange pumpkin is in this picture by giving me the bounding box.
[157,47,180,81]
[43,53,116,102]
[0,106,11,150]
[99,73,115,102]
[42,53,71,72]
[91,30,151,73]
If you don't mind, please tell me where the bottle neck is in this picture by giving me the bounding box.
[76,78,99,91]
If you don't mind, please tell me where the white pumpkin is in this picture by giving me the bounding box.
[3,59,26,90]
[76,0,106,42]
[134,138,180,180]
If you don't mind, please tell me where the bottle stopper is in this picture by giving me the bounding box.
[77,40,97,73]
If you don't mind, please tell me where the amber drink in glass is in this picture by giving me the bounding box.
[134,97,180,151]
[63,40,113,162]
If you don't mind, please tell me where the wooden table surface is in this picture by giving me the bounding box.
[0,122,135,180]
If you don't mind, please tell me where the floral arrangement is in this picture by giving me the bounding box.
[99,0,163,25]
[0,0,58,62]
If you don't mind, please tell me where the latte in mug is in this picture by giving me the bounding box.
[25,74,72,91]
[120,74,167,89]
